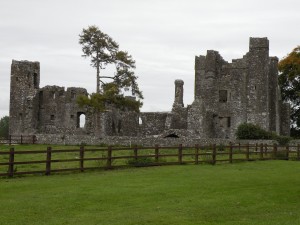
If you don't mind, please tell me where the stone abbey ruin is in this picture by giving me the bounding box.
[9,37,290,145]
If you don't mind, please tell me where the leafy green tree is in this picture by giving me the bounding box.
[77,83,143,112]
[0,116,9,138]
[278,46,300,137]
[78,26,143,112]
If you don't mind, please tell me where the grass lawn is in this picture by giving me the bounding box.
[0,160,300,225]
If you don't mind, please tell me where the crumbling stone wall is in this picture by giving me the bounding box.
[188,37,290,138]
[139,112,170,136]
[37,86,89,134]
[9,60,40,135]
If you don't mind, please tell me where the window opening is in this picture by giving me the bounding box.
[219,90,228,103]
[33,73,38,88]
[138,116,143,125]
[77,112,86,128]
[50,91,56,99]
[219,117,231,128]
[71,91,76,99]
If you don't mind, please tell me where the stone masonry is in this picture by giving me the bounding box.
[9,37,290,143]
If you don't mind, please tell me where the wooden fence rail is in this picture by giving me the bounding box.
[1,143,300,178]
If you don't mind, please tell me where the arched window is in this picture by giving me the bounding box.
[77,112,86,128]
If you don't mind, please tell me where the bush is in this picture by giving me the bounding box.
[127,157,154,167]
[236,123,291,145]
[217,144,225,152]
[274,135,291,146]
[235,123,272,139]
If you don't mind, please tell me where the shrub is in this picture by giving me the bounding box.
[217,144,225,152]
[274,135,291,146]
[236,123,272,139]
[127,157,154,167]
[236,123,291,145]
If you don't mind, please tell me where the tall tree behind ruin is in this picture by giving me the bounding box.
[278,46,300,137]
[78,26,143,112]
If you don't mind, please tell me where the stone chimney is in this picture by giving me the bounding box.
[173,79,184,107]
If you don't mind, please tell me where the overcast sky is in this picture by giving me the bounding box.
[1,0,300,119]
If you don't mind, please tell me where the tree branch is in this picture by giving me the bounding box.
[99,76,115,79]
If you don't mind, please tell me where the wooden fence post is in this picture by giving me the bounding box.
[259,143,264,160]
[20,135,23,145]
[195,144,199,164]
[255,143,258,155]
[273,143,277,159]
[155,145,159,162]
[107,146,112,168]
[45,147,52,176]
[8,147,15,177]
[134,145,138,161]
[178,144,183,164]
[80,146,84,172]
[297,144,300,161]
[246,143,250,161]
[286,145,289,160]
[32,135,36,144]
[212,144,216,165]
[229,142,233,163]
[264,144,268,157]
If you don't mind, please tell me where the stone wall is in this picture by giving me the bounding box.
[35,134,275,147]
[9,60,40,135]
[139,112,170,135]
[189,37,288,139]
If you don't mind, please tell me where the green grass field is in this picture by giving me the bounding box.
[1,160,300,225]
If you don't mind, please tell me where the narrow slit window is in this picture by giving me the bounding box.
[71,91,76,99]
[33,73,38,88]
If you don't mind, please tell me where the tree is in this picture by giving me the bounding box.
[0,116,9,138]
[79,26,118,93]
[278,46,300,137]
[77,82,143,112]
[78,26,143,112]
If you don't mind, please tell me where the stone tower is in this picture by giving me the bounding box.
[9,60,40,135]
[246,37,270,130]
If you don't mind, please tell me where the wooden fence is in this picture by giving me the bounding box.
[0,143,300,177]
[0,135,36,145]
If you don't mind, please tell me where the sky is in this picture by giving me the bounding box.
[0,0,300,119]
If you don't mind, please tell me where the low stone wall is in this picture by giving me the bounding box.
[35,134,276,147]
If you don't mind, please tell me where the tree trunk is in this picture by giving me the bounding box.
[96,60,100,93]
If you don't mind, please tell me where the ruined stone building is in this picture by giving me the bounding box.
[9,37,290,141]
